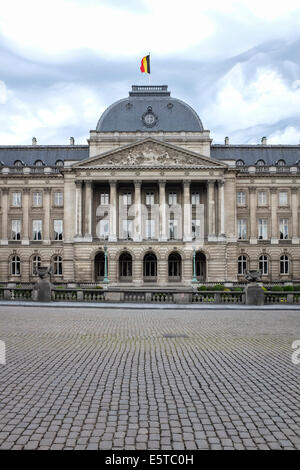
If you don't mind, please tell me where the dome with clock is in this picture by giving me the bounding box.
[96,85,204,133]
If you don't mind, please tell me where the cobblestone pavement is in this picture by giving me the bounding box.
[0,306,299,450]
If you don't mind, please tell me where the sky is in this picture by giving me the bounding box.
[1,0,300,145]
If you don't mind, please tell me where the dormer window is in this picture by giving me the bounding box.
[14,160,23,166]
[277,159,286,166]
[34,160,44,166]
[236,159,245,166]
[55,160,64,167]
[256,159,265,166]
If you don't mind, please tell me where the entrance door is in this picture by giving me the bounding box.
[95,252,105,281]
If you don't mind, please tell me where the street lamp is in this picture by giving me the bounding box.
[103,245,109,284]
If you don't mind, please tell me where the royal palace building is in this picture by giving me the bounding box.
[0,85,300,286]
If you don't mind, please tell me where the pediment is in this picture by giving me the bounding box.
[73,138,227,169]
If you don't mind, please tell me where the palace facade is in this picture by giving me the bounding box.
[0,85,300,285]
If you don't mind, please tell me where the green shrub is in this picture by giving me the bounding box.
[232,287,243,292]
[261,286,267,291]
[271,285,283,292]
[197,285,207,291]
[212,284,225,291]
[95,285,103,289]
[283,285,294,291]
[294,285,300,292]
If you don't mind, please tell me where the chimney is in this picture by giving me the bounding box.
[32,137,37,145]
[261,136,267,145]
[70,136,75,145]
[225,136,229,145]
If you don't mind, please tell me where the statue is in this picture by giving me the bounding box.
[32,266,52,302]
[244,270,264,305]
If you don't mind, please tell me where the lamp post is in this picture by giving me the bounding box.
[103,245,109,284]
[192,248,198,283]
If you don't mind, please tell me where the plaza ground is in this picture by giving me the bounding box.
[0,306,299,450]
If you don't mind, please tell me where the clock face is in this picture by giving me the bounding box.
[144,113,155,125]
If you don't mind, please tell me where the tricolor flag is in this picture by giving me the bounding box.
[140,54,150,74]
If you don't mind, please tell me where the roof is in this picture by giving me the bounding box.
[211,145,300,165]
[96,85,204,133]
[0,145,89,166]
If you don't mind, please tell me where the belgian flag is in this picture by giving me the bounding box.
[140,54,150,74]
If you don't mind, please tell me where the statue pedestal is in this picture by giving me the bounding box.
[33,279,52,302]
[245,283,264,306]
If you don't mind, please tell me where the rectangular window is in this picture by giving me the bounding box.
[32,220,42,240]
[168,192,177,205]
[146,192,155,205]
[258,218,268,240]
[122,219,133,239]
[100,193,109,205]
[192,219,201,239]
[122,193,132,206]
[145,220,155,239]
[191,192,200,205]
[11,220,21,240]
[54,192,63,206]
[54,220,63,240]
[237,219,247,240]
[12,192,21,206]
[279,191,288,206]
[258,191,267,206]
[33,192,42,206]
[237,191,246,206]
[169,219,178,239]
[99,219,109,239]
[280,218,289,239]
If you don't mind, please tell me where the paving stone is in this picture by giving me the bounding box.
[0,306,299,451]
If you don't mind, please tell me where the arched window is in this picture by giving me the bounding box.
[195,252,206,281]
[119,252,132,281]
[32,255,41,276]
[14,160,23,166]
[168,252,181,281]
[95,252,105,281]
[277,159,286,166]
[238,255,247,275]
[52,256,63,276]
[143,253,157,281]
[256,159,265,166]
[259,255,268,275]
[280,255,289,275]
[11,256,21,275]
[55,160,64,167]
[34,160,44,166]
[236,159,245,166]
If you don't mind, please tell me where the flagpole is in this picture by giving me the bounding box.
[148,52,151,86]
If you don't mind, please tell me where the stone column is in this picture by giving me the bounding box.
[270,188,278,244]
[43,188,51,244]
[249,186,257,244]
[183,180,192,241]
[291,188,299,243]
[21,188,30,245]
[133,181,142,242]
[84,181,93,240]
[207,181,216,240]
[217,180,225,237]
[75,180,83,238]
[109,180,117,242]
[159,180,167,241]
[1,188,9,245]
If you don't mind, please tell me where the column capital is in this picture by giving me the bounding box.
[75,180,83,187]
[207,180,215,186]
[249,186,257,193]
[84,180,93,187]
[159,179,166,185]
[1,188,9,195]
[183,179,191,186]
[23,188,31,194]
[109,179,117,186]
[217,179,225,187]
[44,188,52,194]
[134,181,142,188]
[270,188,277,195]
[291,187,298,195]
